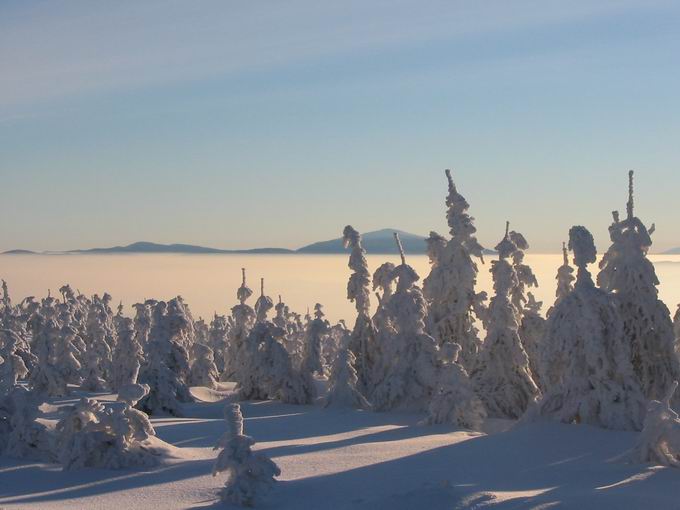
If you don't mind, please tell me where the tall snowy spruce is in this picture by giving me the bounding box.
[342,225,375,390]
[597,171,680,404]
[518,293,546,391]
[547,242,575,318]
[372,233,439,411]
[213,403,280,507]
[471,223,539,419]
[226,269,256,382]
[423,169,486,370]
[535,226,646,430]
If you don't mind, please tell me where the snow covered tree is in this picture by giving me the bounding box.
[342,225,375,389]
[111,317,143,392]
[471,223,539,419]
[138,301,193,416]
[81,299,115,391]
[630,381,680,467]
[208,313,230,378]
[0,386,53,461]
[372,233,439,411]
[0,329,29,396]
[518,293,546,390]
[370,261,397,390]
[238,280,314,405]
[226,269,256,382]
[507,230,538,315]
[535,226,646,430]
[56,384,158,470]
[132,301,153,347]
[301,303,329,378]
[426,343,486,430]
[547,242,575,318]
[213,403,280,507]
[597,171,680,404]
[325,347,370,409]
[423,169,486,370]
[29,314,69,397]
[189,342,220,389]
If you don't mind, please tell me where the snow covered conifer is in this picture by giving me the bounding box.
[508,230,538,315]
[423,169,486,370]
[630,381,680,467]
[208,313,230,378]
[189,343,220,389]
[536,226,646,430]
[325,347,370,409]
[226,269,256,381]
[0,386,52,460]
[0,330,29,396]
[471,222,539,419]
[56,385,158,470]
[111,317,143,392]
[213,403,280,507]
[301,303,329,378]
[426,343,486,430]
[547,242,575,318]
[518,293,546,390]
[342,225,375,389]
[372,233,439,411]
[597,171,680,404]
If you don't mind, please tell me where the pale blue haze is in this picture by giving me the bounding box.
[1,0,679,252]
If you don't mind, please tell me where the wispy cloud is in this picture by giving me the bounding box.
[1,0,672,111]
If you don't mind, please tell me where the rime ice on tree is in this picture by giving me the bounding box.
[547,242,575,318]
[426,343,486,430]
[325,347,371,409]
[630,381,680,467]
[597,171,680,405]
[536,226,646,430]
[112,317,143,391]
[213,403,280,507]
[0,330,29,396]
[518,293,546,390]
[423,169,486,370]
[226,269,256,382]
[301,303,329,378]
[372,233,439,411]
[189,342,220,389]
[471,222,539,419]
[342,225,376,390]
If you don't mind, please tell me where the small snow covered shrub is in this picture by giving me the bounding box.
[0,329,29,396]
[630,381,680,467]
[189,342,220,389]
[213,403,280,507]
[325,347,370,409]
[426,343,486,430]
[55,384,158,470]
[0,386,53,461]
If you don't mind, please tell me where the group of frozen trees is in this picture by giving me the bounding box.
[3,168,680,498]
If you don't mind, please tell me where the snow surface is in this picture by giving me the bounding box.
[1,386,679,509]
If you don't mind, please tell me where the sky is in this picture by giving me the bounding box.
[1,0,680,253]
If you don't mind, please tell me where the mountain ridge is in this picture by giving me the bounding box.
[2,229,435,256]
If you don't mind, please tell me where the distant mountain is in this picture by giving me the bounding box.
[68,241,293,255]
[297,229,427,254]
[663,247,680,255]
[2,230,496,256]
[2,249,37,255]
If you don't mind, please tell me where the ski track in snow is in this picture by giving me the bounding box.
[1,391,680,510]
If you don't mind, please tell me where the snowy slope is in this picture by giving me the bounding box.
[1,390,679,509]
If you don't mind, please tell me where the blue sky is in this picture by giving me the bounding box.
[1,0,679,252]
